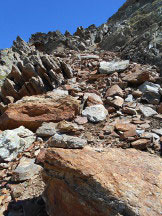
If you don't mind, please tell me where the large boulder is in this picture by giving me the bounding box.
[0,92,80,131]
[39,147,162,216]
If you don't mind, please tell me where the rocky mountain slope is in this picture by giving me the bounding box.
[0,0,162,216]
[100,0,162,72]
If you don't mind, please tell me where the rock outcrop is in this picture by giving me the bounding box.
[100,0,162,71]
[39,147,162,216]
[0,48,74,111]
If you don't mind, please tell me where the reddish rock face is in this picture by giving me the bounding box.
[106,84,123,97]
[131,139,151,150]
[115,122,136,132]
[0,92,80,131]
[122,71,150,85]
[40,147,162,216]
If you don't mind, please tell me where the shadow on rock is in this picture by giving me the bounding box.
[4,196,48,216]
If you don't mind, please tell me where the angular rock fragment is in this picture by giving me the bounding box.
[139,81,161,104]
[36,122,57,138]
[0,126,36,161]
[122,71,150,85]
[60,61,73,79]
[84,92,103,106]
[131,139,150,150]
[115,122,136,132]
[106,84,123,97]
[111,96,124,108]
[56,120,84,134]
[122,107,137,115]
[99,60,129,74]
[47,133,87,149]
[82,104,108,123]
[152,129,162,136]
[12,157,42,181]
[125,94,134,102]
[139,105,157,117]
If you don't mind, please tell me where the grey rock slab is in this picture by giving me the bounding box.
[82,104,108,123]
[139,81,161,104]
[139,105,157,117]
[12,157,42,181]
[61,61,73,79]
[141,132,160,140]
[79,55,99,60]
[139,81,160,94]
[0,126,36,161]
[47,133,87,149]
[36,122,58,138]
[99,60,129,74]
[152,129,162,136]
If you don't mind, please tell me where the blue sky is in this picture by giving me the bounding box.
[0,0,126,49]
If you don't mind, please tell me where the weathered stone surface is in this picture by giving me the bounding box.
[132,90,142,98]
[106,84,123,97]
[40,147,162,216]
[115,122,136,132]
[47,133,87,149]
[36,122,57,138]
[122,107,136,115]
[131,139,150,150]
[139,81,161,104]
[60,61,73,79]
[122,71,150,85]
[0,126,36,161]
[84,92,103,106]
[141,132,160,140]
[99,60,129,74]
[82,104,108,123]
[74,116,88,125]
[111,96,124,108]
[12,157,42,181]
[0,92,80,131]
[56,120,84,134]
[152,129,162,136]
[139,105,157,117]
